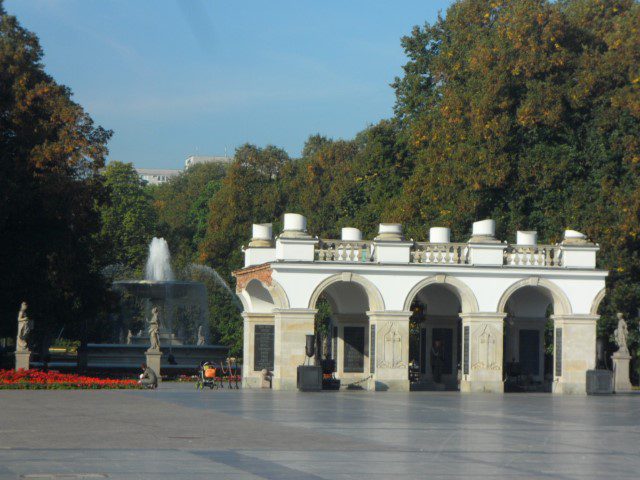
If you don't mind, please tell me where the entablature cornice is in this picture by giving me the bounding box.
[270,261,608,279]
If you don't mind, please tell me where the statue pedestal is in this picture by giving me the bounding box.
[145,350,162,383]
[612,351,632,393]
[15,350,31,371]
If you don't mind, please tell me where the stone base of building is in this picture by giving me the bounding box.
[460,379,504,393]
[15,351,31,371]
[145,350,162,383]
[272,377,297,391]
[242,376,262,389]
[372,379,410,391]
[552,381,586,395]
[612,352,632,393]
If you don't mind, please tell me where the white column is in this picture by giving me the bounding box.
[242,313,275,388]
[460,313,505,393]
[551,314,598,395]
[272,308,317,390]
[368,311,411,391]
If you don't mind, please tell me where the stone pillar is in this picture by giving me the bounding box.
[612,351,632,393]
[15,350,31,371]
[460,313,505,393]
[145,350,162,383]
[272,308,316,390]
[551,315,598,395]
[368,311,411,391]
[242,312,275,388]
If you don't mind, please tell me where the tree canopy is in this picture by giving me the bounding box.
[389,0,640,339]
[0,1,112,343]
[99,162,157,273]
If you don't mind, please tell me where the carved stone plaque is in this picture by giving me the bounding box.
[463,325,470,375]
[370,325,376,374]
[377,322,406,369]
[555,328,562,377]
[471,324,500,371]
[254,324,274,371]
[344,326,365,373]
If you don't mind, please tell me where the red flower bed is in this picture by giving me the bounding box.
[0,369,140,389]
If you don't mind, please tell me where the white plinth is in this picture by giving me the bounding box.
[612,351,632,393]
[15,350,31,371]
[145,350,162,383]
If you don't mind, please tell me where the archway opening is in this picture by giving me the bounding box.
[311,280,372,389]
[502,286,555,393]
[244,279,277,313]
[408,284,462,391]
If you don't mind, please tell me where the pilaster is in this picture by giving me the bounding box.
[551,314,598,394]
[242,312,275,388]
[459,313,506,393]
[272,308,317,390]
[367,311,411,391]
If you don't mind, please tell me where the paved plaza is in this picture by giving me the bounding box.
[0,384,638,479]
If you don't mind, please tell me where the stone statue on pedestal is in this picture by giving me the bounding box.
[196,325,206,346]
[612,312,632,392]
[16,302,32,352]
[614,312,629,354]
[148,306,161,351]
[126,329,133,345]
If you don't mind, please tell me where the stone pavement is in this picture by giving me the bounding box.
[0,384,638,479]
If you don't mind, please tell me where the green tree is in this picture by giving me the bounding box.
[100,162,157,274]
[151,162,227,269]
[0,1,112,344]
[389,0,640,368]
[200,144,291,274]
[285,138,359,237]
[199,145,292,354]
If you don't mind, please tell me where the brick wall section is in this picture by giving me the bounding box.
[232,263,273,292]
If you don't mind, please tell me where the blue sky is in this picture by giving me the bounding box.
[5,0,453,169]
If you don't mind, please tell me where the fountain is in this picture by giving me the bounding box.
[82,238,230,376]
[113,237,208,347]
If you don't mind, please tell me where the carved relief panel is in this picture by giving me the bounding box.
[377,322,407,369]
[471,323,501,371]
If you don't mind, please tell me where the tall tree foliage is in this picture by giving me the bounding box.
[389,1,640,328]
[199,145,292,353]
[152,162,227,269]
[200,145,292,275]
[100,162,157,274]
[0,2,112,342]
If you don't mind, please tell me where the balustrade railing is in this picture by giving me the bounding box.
[315,239,372,262]
[410,243,469,264]
[313,239,563,267]
[503,245,562,267]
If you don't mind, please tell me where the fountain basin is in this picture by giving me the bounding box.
[113,280,205,300]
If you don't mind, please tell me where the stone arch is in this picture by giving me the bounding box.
[238,278,290,313]
[267,278,290,310]
[497,277,572,316]
[590,287,607,315]
[403,275,479,313]
[308,272,385,311]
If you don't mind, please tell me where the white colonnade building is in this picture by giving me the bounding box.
[233,214,607,394]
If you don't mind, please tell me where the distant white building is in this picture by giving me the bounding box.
[136,168,181,186]
[185,155,231,169]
